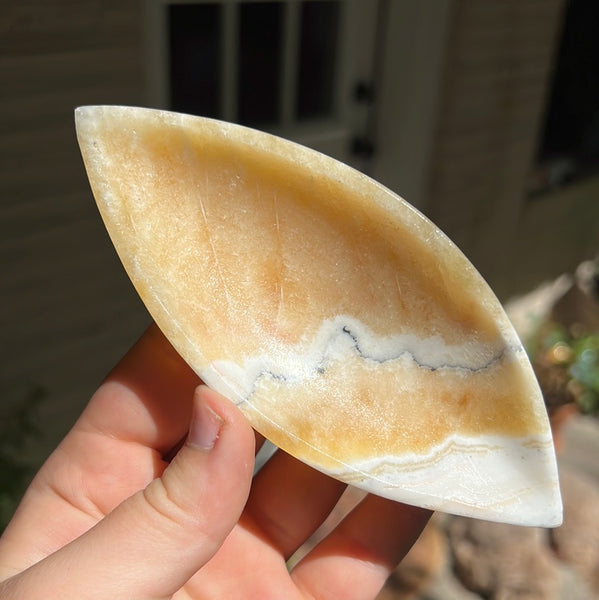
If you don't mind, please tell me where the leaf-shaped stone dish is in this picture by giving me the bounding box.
[75,106,562,527]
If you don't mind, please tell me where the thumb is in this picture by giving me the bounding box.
[4,386,255,600]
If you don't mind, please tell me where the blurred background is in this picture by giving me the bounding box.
[1,0,599,596]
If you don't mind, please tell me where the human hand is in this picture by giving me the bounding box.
[0,325,430,599]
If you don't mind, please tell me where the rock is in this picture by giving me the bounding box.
[550,466,599,593]
[448,517,560,599]
[378,518,447,600]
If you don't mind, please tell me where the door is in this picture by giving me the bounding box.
[144,0,381,172]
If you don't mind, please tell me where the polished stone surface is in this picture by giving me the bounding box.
[76,105,562,526]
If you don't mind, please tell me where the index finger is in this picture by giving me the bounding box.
[292,496,431,599]
[0,324,204,578]
[85,325,266,457]
[78,323,201,456]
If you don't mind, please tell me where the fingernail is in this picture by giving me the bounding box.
[188,387,224,451]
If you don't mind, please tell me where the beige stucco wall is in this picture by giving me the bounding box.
[2,0,597,475]
[423,0,598,297]
[1,1,150,465]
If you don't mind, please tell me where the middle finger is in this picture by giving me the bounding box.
[244,450,347,559]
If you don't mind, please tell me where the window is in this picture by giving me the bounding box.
[167,1,342,129]
[529,0,599,195]
[237,2,284,125]
[169,3,221,118]
[296,1,340,121]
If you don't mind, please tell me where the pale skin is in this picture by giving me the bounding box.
[0,325,430,599]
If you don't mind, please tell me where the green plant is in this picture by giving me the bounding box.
[568,334,599,413]
[532,323,599,415]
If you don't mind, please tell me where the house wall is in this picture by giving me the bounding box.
[372,0,452,210]
[1,0,150,463]
[2,0,597,472]
[422,0,598,298]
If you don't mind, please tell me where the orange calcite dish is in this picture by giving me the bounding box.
[76,106,562,527]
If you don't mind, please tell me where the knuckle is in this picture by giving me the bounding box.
[141,475,200,532]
